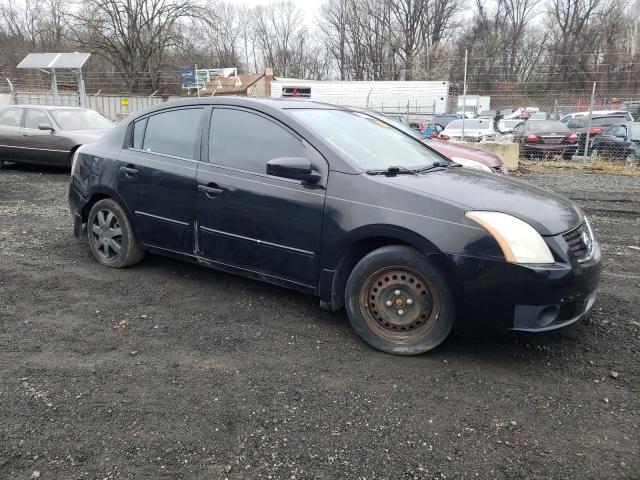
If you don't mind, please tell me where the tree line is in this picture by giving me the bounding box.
[0,0,638,94]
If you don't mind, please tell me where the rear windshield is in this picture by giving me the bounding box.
[571,116,626,127]
[445,119,491,130]
[526,121,569,133]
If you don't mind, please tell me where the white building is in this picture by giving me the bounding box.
[270,79,450,114]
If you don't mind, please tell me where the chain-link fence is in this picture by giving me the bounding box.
[2,76,638,166]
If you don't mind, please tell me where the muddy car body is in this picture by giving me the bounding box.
[69,97,602,355]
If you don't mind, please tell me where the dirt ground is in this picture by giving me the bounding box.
[1,164,638,480]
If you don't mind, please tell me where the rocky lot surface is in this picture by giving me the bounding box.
[0,165,638,479]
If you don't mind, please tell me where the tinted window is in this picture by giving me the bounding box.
[24,109,51,129]
[132,118,147,149]
[525,121,569,133]
[143,108,202,159]
[0,108,23,127]
[210,108,304,174]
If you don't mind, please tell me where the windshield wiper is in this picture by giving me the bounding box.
[415,161,461,173]
[365,165,418,176]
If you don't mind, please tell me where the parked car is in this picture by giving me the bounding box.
[433,114,461,127]
[497,119,523,133]
[560,110,633,124]
[620,101,640,119]
[69,97,601,355]
[566,115,628,152]
[0,105,114,168]
[420,122,444,138]
[438,118,497,142]
[349,108,507,175]
[591,122,640,165]
[511,120,578,159]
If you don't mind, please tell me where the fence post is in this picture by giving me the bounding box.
[461,49,468,140]
[6,78,16,105]
[553,99,558,120]
[583,82,596,159]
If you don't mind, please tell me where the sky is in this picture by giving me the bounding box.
[236,0,325,25]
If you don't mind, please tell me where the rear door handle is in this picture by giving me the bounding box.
[120,165,138,177]
[198,184,223,198]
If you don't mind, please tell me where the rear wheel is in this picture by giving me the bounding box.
[345,246,455,355]
[87,198,145,268]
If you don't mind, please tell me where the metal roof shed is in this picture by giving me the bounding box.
[17,53,91,106]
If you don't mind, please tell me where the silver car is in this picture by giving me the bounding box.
[0,105,114,168]
[439,118,497,142]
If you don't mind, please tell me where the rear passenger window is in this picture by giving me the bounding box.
[132,118,147,150]
[142,108,202,159]
[0,108,23,127]
[24,109,51,129]
[210,108,304,174]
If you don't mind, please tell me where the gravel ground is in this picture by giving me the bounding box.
[0,165,639,480]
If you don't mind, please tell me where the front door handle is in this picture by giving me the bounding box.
[120,165,138,177]
[198,184,224,198]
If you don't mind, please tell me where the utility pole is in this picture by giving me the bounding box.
[461,49,468,141]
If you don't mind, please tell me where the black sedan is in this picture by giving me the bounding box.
[0,105,114,168]
[68,98,602,355]
[511,120,578,159]
[591,122,639,166]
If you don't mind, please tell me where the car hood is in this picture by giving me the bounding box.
[66,129,111,143]
[379,168,582,235]
[424,139,502,167]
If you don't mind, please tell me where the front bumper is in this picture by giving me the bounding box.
[449,241,602,333]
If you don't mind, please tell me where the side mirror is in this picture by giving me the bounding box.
[38,124,54,132]
[267,157,321,183]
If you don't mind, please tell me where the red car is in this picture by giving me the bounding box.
[424,139,508,175]
[347,107,509,175]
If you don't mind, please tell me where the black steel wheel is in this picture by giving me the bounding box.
[345,245,455,355]
[87,198,145,268]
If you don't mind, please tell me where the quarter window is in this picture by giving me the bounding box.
[142,108,202,159]
[0,108,23,127]
[24,109,51,129]
[132,118,147,150]
[209,108,305,174]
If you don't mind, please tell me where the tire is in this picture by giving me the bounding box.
[345,245,455,355]
[590,148,599,160]
[87,198,145,268]
[625,154,637,167]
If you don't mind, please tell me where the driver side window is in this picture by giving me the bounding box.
[209,108,305,175]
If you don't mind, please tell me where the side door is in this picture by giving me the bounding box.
[0,107,26,161]
[195,107,327,289]
[22,108,65,165]
[116,107,205,255]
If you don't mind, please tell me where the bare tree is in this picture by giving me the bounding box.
[72,0,200,92]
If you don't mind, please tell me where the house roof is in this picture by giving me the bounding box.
[205,74,265,94]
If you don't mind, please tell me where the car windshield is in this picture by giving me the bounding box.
[573,116,626,127]
[290,109,443,170]
[526,121,569,133]
[50,109,114,131]
[445,119,491,130]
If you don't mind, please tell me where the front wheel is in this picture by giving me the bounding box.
[345,246,455,355]
[87,198,145,268]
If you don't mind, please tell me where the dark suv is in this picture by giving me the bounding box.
[69,98,602,355]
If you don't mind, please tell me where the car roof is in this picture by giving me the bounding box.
[0,104,88,111]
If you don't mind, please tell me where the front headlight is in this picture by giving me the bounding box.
[465,211,555,264]
[450,157,492,172]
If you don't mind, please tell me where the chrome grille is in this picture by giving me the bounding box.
[563,221,594,262]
